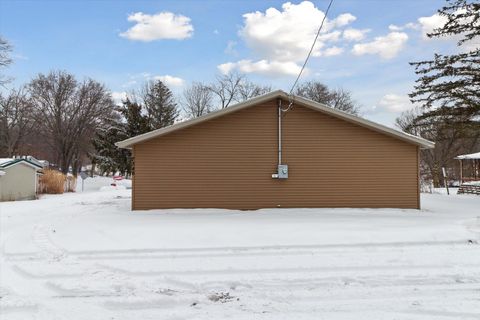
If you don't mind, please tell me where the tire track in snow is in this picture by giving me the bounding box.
[4,222,136,316]
[98,262,480,277]
[0,286,38,314]
[68,239,473,256]
[31,224,67,261]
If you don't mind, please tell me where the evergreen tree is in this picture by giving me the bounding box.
[92,112,126,175]
[120,98,150,137]
[404,0,480,186]
[92,99,150,177]
[141,80,179,129]
[410,0,479,114]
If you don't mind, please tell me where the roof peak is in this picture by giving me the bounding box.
[116,89,434,150]
[0,158,44,169]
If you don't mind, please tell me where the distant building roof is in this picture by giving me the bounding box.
[455,152,480,160]
[0,158,43,170]
[0,158,13,166]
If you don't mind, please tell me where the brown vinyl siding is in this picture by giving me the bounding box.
[133,98,419,210]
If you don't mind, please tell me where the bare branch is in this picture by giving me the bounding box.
[182,82,213,119]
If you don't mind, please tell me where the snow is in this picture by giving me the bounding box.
[455,152,480,160]
[75,176,132,192]
[99,185,127,191]
[0,158,14,166]
[464,181,480,186]
[1,177,479,319]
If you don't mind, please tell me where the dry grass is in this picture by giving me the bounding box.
[39,169,66,194]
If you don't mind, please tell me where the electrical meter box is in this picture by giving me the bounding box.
[277,164,288,179]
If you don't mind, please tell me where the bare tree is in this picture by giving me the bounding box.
[0,87,35,157]
[28,71,113,175]
[237,81,272,101]
[395,107,423,135]
[208,72,272,109]
[0,36,13,86]
[330,88,360,115]
[396,106,480,187]
[295,81,331,103]
[182,82,213,119]
[208,72,244,109]
[295,81,360,115]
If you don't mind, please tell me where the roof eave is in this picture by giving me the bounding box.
[0,159,44,170]
[115,90,286,149]
[115,90,435,150]
[291,95,435,149]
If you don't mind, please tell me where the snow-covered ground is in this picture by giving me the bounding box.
[1,178,479,319]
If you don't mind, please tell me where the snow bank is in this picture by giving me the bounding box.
[76,176,132,192]
[464,180,480,186]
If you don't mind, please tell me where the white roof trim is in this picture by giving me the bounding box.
[0,159,43,170]
[116,90,434,149]
[455,152,480,160]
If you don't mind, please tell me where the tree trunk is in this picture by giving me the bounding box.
[431,165,441,188]
[90,160,96,177]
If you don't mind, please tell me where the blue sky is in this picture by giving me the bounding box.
[0,0,460,126]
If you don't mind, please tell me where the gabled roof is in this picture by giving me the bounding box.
[116,90,435,149]
[0,158,44,170]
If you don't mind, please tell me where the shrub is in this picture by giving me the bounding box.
[38,169,66,194]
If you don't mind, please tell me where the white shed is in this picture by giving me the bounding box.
[0,158,43,201]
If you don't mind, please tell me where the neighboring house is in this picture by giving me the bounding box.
[116,90,434,210]
[0,158,44,201]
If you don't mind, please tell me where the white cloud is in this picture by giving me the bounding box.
[415,11,478,51]
[343,28,370,41]
[239,1,356,62]
[221,1,359,77]
[352,32,408,59]
[388,23,418,32]
[120,12,193,41]
[218,59,302,77]
[153,75,185,87]
[381,11,479,54]
[111,91,127,105]
[121,73,185,89]
[418,13,448,40]
[323,46,344,57]
[330,13,356,27]
[378,94,413,112]
[388,24,402,32]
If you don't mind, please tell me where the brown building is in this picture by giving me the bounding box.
[116,90,434,210]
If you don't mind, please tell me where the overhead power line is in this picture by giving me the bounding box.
[288,0,335,97]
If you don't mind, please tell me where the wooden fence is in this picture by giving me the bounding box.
[457,184,480,195]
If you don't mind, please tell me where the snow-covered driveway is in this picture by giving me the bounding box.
[1,184,479,319]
